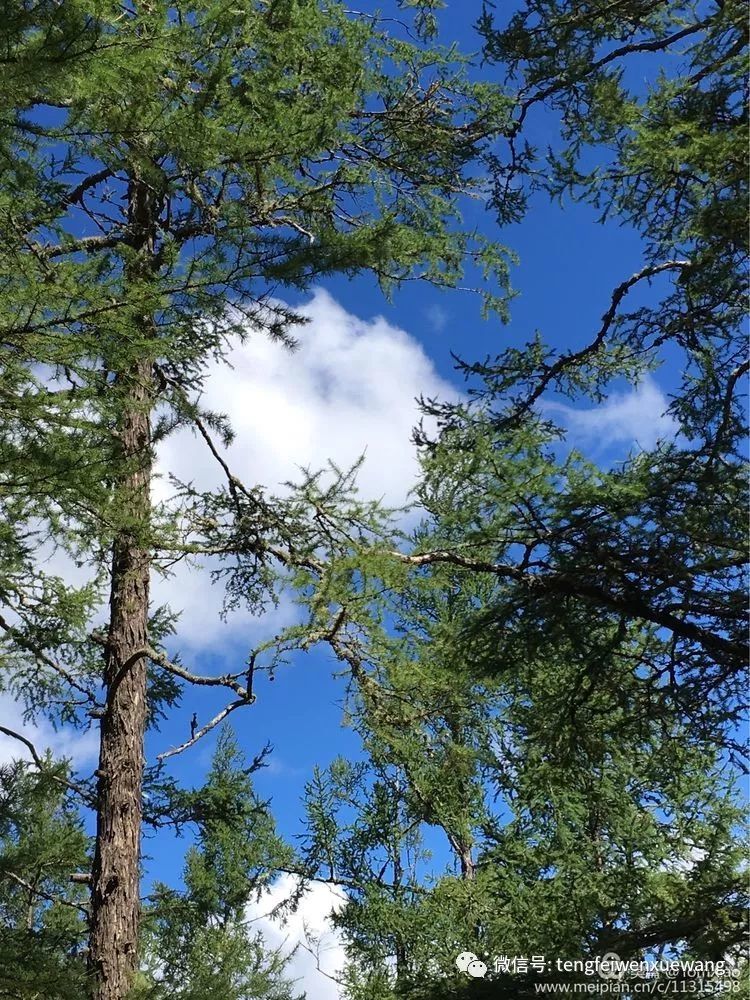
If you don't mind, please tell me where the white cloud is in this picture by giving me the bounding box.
[13,291,456,681]
[158,288,455,504]
[246,873,348,1000]
[0,693,99,769]
[154,289,457,648]
[424,303,449,334]
[543,376,679,452]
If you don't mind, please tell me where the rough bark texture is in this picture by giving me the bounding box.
[456,839,476,881]
[89,175,156,1000]
[89,370,151,999]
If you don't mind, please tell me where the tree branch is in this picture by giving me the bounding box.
[62,167,114,208]
[500,260,692,425]
[515,18,714,128]
[89,631,253,701]
[2,870,90,920]
[386,549,745,667]
[145,644,253,700]
[0,725,95,805]
[156,698,249,761]
[0,611,101,709]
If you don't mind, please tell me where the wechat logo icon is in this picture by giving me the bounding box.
[456,952,488,978]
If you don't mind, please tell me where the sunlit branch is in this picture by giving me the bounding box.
[156,698,249,761]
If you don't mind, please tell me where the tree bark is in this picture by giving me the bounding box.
[89,175,156,1000]
[457,840,476,881]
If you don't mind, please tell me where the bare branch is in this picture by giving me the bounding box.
[2,870,90,919]
[145,644,253,700]
[62,167,114,208]
[89,631,252,701]
[500,260,692,425]
[156,698,249,761]
[30,233,124,260]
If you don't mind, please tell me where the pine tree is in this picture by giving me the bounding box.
[301,566,747,998]
[0,4,511,997]
[136,729,300,1000]
[0,758,90,1000]
[288,2,748,992]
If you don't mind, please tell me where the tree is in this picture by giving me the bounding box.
[407,0,748,761]
[337,0,748,772]
[280,0,747,801]
[0,731,303,1000]
[136,729,301,1000]
[0,2,514,997]
[300,564,747,998]
[301,753,434,996]
[452,0,748,715]
[0,758,90,1000]
[286,3,748,989]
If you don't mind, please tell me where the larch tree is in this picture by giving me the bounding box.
[425,0,749,760]
[282,0,748,993]
[0,3,512,997]
[0,758,90,1000]
[327,0,748,777]
[136,729,301,1000]
[299,556,747,998]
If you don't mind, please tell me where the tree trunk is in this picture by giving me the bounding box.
[457,839,476,881]
[89,175,156,1000]
[89,366,151,999]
